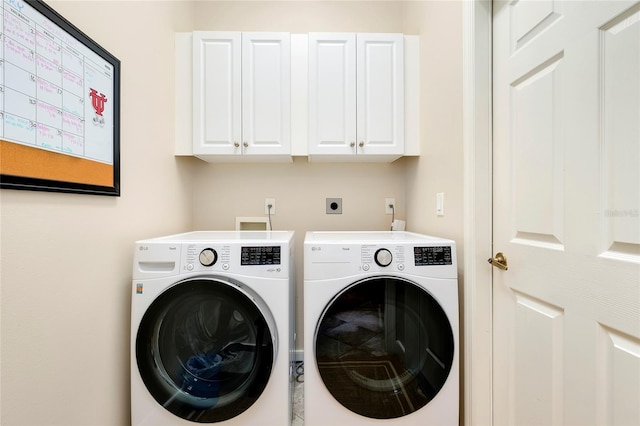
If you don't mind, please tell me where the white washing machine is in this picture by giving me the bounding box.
[131,231,295,425]
[304,231,459,425]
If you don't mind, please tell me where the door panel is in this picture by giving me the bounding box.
[242,33,290,155]
[601,9,640,257]
[511,293,564,425]
[308,33,356,155]
[511,0,563,51]
[510,52,564,248]
[493,1,640,425]
[356,34,404,155]
[193,32,241,155]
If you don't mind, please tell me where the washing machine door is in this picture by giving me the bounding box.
[314,276,454,419]
[136,277,275,423]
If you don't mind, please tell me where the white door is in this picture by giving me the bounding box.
[493,1,640,425]
[356,34,404,156]
[193,31,241,156]
[308,33,357,156]
[242,33,290,156]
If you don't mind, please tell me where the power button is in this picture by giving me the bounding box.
[374,248,393,267]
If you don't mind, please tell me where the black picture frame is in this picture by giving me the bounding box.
[0,0,121,196]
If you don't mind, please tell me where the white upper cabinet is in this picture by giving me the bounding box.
[357,34,405,157]
[192,32,291,162]
[193,32,241,157]
[308,33,404,161]
[308,33,357,156]
[242,33,291,157]
[177,31,417,161]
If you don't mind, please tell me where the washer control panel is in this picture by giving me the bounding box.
[186,244,231,272]
[241,246,281,266]
[361,245,406,271]
[182,243,287,277]
[414,246,453,265]
[134,231,293,279]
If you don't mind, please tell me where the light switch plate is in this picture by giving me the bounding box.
[436,192,444,216]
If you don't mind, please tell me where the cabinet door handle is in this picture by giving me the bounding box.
[243,141,248,148]
[233,141,240,148]
[359,141,365,147]
[350,141,355,148]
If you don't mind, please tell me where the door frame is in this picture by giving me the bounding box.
[462,1,493,425]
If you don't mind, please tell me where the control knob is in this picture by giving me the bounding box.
[374,248,392,267]
[199,248,218,267]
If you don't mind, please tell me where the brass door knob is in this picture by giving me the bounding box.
[488,252,508,270]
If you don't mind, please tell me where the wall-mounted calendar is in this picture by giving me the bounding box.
[0,0,120,196]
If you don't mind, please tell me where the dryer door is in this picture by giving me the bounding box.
[136,278,275,423]
[314,276,454,419]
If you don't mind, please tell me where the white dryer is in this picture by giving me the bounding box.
[131,231,295,425]
[304,231,459,425]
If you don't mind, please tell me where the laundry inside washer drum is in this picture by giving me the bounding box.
[136,279,274,423]
[182,352,222,398]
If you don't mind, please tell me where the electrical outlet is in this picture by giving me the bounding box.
[385,198,396,214]
[326,198,342,214]
[265,198,276,215]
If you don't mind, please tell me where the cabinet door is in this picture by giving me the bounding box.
[308,33,357,156]
[193,31,241,156]
[356,34,404,156]
[242,33,291,156]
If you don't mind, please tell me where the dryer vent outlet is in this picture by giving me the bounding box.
[326,198,342,214]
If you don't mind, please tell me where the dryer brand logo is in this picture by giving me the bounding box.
[139,246,148,251]
[311,246,321,251]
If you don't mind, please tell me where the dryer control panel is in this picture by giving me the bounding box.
[304,231,457,280]
[305,242,456,280]
[361,245,406,270]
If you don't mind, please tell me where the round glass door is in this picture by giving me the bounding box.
[315,277,454,419]
[136,278,275,423]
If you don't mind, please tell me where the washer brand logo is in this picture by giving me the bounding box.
[139,246,148,251]
[311,246,321,251]
[342,247,350,251]
[169,246,177,251]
